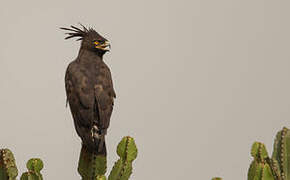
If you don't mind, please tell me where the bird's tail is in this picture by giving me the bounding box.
[83,136,106,156]
[97,135,105,154]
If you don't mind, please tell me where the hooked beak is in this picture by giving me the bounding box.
[95,41,111,51]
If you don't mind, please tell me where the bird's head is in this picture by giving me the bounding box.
[60,24,111,56]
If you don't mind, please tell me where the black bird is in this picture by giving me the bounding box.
[61,24,116,155]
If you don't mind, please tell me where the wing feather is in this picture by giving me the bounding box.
[65,61,115,154]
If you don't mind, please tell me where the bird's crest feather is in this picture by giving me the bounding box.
[60,23,96,41]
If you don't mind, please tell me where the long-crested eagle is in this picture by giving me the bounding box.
[61,24,116,155]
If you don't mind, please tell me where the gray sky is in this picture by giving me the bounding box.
[0,0,290,179]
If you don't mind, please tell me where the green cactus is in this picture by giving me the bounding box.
[0,136,138,180]
[20,158,44,180]
[96,175,107,180]
[246,127,290,180]
[26,158,44,173]
[248,142,276,180]
[0,149,44,180]
[20,171,42,180]
[77,136,138,180]
[0,149,18,180]
[108,136,137,180]
[272,127,290,180]
[78,145,107,180]
[211,177,222,180]
[212,127,290,180]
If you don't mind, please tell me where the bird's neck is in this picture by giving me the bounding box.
[77,48,103,62]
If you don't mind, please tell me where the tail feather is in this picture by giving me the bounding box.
[83,137,106,155]
[97,136,105,153]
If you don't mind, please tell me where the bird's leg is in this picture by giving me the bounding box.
[91,125,107,153]
[90,126,95,141]
[92,125,100,139]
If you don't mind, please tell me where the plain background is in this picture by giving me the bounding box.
[0,0,290,179]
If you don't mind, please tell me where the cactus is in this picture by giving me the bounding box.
[211,127,290,180]
[78,145,107,180]
[0,149,18,180]
[0,149,43,180]
[211,178,222,180]
[0,136,137,180]
[272,127,290,180]
[108,136,137,180]
[96,175,107,180]
[248,142,278,180]
[20,158,44,180]
[246,127,290,180]
[77,136,138,180]
[26,158,44,173]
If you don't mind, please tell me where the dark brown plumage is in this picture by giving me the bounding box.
[61,24,115,155]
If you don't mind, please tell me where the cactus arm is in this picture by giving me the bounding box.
[26,158,43,173]
[118,163,133,180]
[108,136,137,180]
[20,158,44,180]
[0,149,18,180]
[108,159,123,180]
[248,142,276,180]
[78,145,107,180]
[272,127,290,180]
[251,142,269,161]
